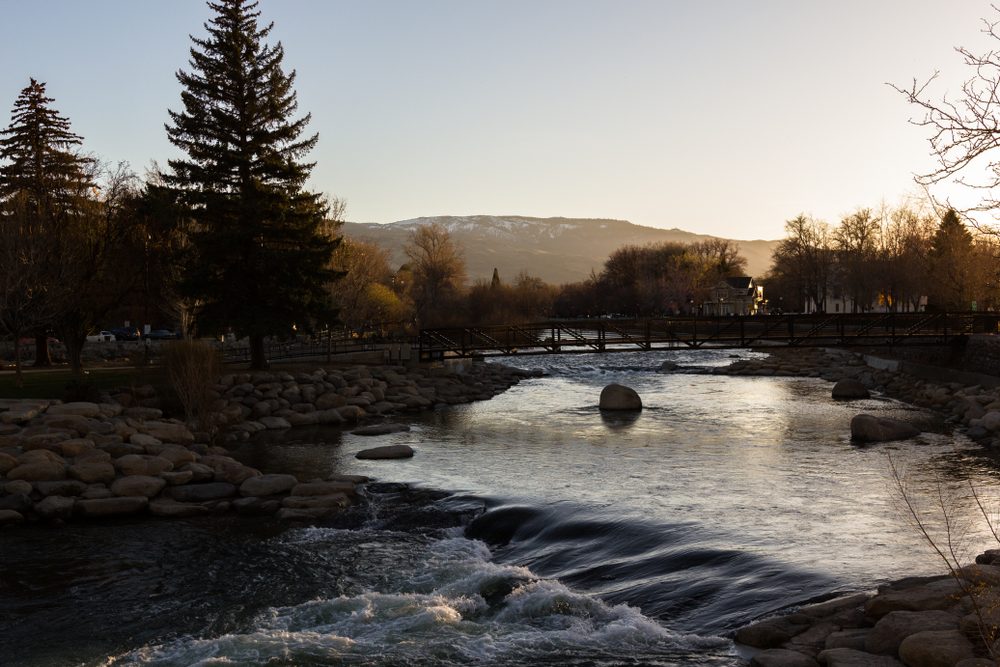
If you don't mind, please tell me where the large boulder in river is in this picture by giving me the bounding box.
[850,414,920,443]
[832,379,870,400]
[599,384,642,411]
[355,444,414,460]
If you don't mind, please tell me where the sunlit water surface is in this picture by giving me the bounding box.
[3,350,999,666]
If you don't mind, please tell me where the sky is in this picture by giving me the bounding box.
[0,0,995,240]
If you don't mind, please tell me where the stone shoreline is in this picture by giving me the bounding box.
[0,360,541,528]
[711,347,1000,666]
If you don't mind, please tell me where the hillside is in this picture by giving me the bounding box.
[342,215,778,285]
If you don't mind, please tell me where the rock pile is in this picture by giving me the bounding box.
[0,399,367,526]
[0,361,542,528]
[207,363,542,442]
[738,558,1000,666]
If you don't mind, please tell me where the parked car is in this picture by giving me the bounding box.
[146,329,181,340]
[85,331,116,343]
[111,326,141,341]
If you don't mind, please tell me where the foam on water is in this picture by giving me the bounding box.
[108,529,731,666]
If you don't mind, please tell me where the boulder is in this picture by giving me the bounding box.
[76,496,149,517]
[258,416,291,430]
[825,629,870,651]
[897,629,975,667]
[0,509,24,525]
[832,379,870,400]
[599,383,642,411]
[355,444,414,460]
[148,498,210,518]
[115,454,174,476]
[749,649,819,667]
[178,462,215,482]
[351,423,411,436]
[124,406,163,420]
[138,421,194,445]
[865,578,963,618]
[129,433,162,448]
[736,615,813,649]
[0,493,32,513]
[34,495,76,520]
[111,475,167,498]
[277,506,341,521]
[155,445,198,467]
[0,452,17,474]
[3,480,32,495]
[46,402,101,417]
[240,474,298,497]
[169,482,237,503]
[57,438,95,457]
[7,461,66,482]
[69,461,117,484]
[35,480,87,496]
[865,610,960,655]
[160,470,195,486]
[816,648,904,666]
[850,414,921,443]
[232,497,282,515]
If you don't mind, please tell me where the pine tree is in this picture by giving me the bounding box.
[0,78,94,366]
[166,0,340,369]
[929,209,975,310]
[0,78,93,213]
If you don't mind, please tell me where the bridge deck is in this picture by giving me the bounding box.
[418,313,998,361]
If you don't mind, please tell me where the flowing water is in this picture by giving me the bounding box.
[4,350,1000,666]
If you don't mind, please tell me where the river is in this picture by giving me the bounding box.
[3,350,999,666]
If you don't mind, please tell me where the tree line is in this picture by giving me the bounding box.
[765,204,999,314]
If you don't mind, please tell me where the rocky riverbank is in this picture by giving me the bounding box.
[715,347,1000,665]
[0,361,541,528]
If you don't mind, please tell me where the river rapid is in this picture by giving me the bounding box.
[4,350,1000,666]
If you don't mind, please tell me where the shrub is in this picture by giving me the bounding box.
[161,340,221,430]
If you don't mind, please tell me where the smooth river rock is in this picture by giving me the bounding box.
[850,414,921,443]
[240,474,298,497]
[355,444,415,460]
[351,423,411,436]
[832,379,870,400]
[599,383,642,411]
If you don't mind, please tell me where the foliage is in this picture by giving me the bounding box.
[402,222,467,326]
[160,339,221,429]
[165,0,341,369]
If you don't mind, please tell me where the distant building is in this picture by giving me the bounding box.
[703,277,764,316]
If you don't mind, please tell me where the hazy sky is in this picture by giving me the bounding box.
[0,1,994,239]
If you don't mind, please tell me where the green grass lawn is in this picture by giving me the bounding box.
[0,366,170,400]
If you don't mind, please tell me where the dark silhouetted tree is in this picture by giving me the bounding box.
[166,0,340,369]
[0,78,94,366]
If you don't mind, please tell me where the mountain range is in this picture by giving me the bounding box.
[342,215,779,286]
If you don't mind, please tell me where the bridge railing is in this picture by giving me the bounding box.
[417,312,997,360]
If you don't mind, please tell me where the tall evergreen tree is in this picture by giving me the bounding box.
[166,0,340,369]
[928,209,975,310]
[0,78,94,366]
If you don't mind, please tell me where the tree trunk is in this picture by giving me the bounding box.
[13,336,23,388]
[249,334,267,370]
[33,333,52,367]
[66,335,86,377]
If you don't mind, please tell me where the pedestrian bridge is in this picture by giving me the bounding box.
[417,312,998,361]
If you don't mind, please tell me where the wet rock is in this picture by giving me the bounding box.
[111,475,167,498]
[865,610,960,655]
[736,615,814,649]
[850,414,921,443]
[232,496,282,515]
[169,482,237,502]
[277,506,341,521]
[832,379,870,400]
[599,383,642,411]
[281,494,350,510]
[258,416,291,430]
[240,474,298,497]
[750,649,819,667]
[355,444,414,460]
[76,496,148,517]
[865,578,964,618]
[898,629,975,667]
